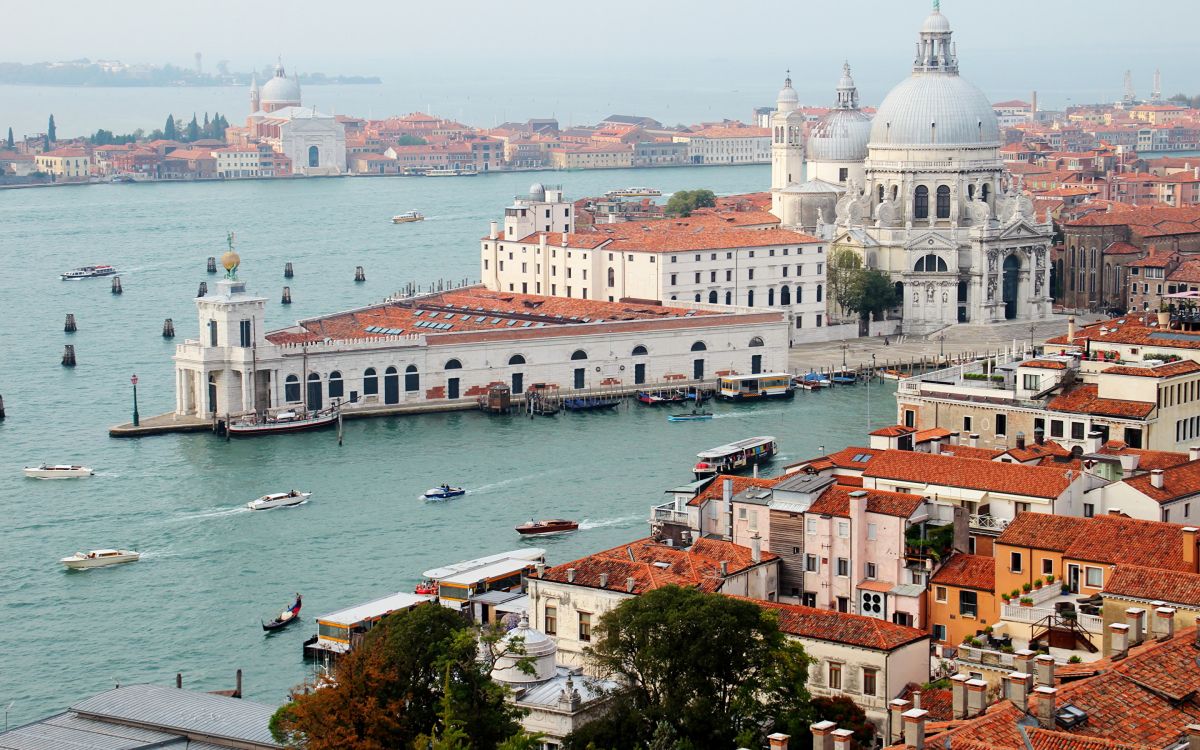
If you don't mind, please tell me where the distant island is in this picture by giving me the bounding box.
[0,59,381,87]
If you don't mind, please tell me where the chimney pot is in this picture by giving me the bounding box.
[966,679,988,717]
[1067,316,1077,341]
[751,532,762,564]
[1016,431,1026,450]
[1155,606,1176,641]
[1109,622,1130,657]
[949,431,960,446]
[1033,654,1056,687]
[566,567,575,583]
[911,690,921,710]
[1004,671,1033,713]
[720,560,729,576]
[599,572,608,588]
[969,433,980,448]
[1151,469,1165,489]
[902,708,928,750]
[767,733,790,750]
[625,576,636,593]
[1125,607,1146,645]
[810,720,836,750]
[1190,446,1200,461]
[1183,527,1198,572]
[1034,426,1045,445]
[831,728,854,748]
[950,674,969,719]
[889,699,911,744]
[1034,686,1057,729]
[1013,648,1036,676]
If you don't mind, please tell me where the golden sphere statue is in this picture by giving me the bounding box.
[221,250,240,272]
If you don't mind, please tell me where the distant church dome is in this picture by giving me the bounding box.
[807,62,872,162]
[260,62,301,108]
[776,73,799,113]
[868,5,1000,149]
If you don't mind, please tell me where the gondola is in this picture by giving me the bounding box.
[262,594,302,632]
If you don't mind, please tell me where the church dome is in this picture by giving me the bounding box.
[529,182,546,201]
[808,109,872,162]
[921,9,952,33]
[869,73,999,148]
[776,74,799,113]
[260,64,301,106]
[491,614,558,684]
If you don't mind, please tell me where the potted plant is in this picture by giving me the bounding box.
[1033,578,1044,590]
[1061,584,1071,595]
[1022,582,1033,594]
[1001,592,1011,603]
[1068,655,1082,664]
[1046,574,1056,584]
[1000,644,1015,654]
[1158,301,1171,327]
[1012,589,1021,600]
[983,625,993,635]
[1019,596,1034,607]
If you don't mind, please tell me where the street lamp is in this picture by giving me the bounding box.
[131,374,140,427]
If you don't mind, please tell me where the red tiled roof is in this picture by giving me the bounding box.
[500,220,818,254]
[806,485,925,519]
[863,450,1075,499]
[997,513,1196,571]
[1123,458,1200,503]
[1168,259,1200,284]
[1125,251,1177,268]
[1103,564,1200,607]
[1096,441,1189,471]
[1046,384,1154,420]
[1102,359,1200,377]
[870,425,917,438]
[1102,241,1140,255]
[930,553,995,591]
[914,427,951,443]
[1021,359,1069,370]
[539,536,775,595]
[937,445,1005,461]
[1001,440,1072,464]
[749,599,929,651]
[689,474,780,507]
[897,684,954,722]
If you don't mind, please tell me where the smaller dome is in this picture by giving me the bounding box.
[807,109,872,162]
[491,614,558,684]
[529,183,546,201]
[776,73,799,113]
[921,9,952,33]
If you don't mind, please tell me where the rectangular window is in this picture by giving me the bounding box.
[1083,503,1095,518]
[1010,551,1023,573]
[960,590,978,618]
[836,558,849,577]
[578,612,592,642]
[865,562,877,579]
[963,416,972,432]
[748,268,755,280]
[671,274,677,285]
[1041,558,1054,575]
[935,586,948,603]
[1051,420,1064,438]
[867,523,877,541]
[239,319,252,348]
[1071,422,1086,441]
[862,668,878,697]
[1085,566,1103,588]
[828,663,842,690]
[725,270,732,282]
[208,319,218,347]
[806,517,817,535]
[805,554,818,572]
[545,605,557,635]
[837,521,849,538]
[710,271,717,283]
[801,592,817,607]
[695,272,701,284]
[996,414,1007,436]
[933,623,947,642]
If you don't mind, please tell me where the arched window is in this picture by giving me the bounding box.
[878,184,885,202]
[570,350,588,360]
[768,287,775,306]
[607,267,615,288]
[285,374,300,402]
[694,293,701,302]
[445,359,462,370]
[307,145,319,168]
[632,345,648,356]
[894,281,904,304]
[968,183,976,200]
[708,290,718,304]
[780,285,791,306]
[914,254,949,273]
[363,368,378,396]
[747,289,755,307]
[508,354,526,365]
[914,185,930,219]
[690,341,707,352]
[328,370,344,399]
[936,185,951,219]
[981,183,991,202]
[749,337,765,347]
[404,364,419,392]
[725,291,732,305]
[306,372,322,410]
[816,284,823,302]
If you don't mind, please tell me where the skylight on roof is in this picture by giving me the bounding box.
[413,310,425,317]
[427,312,439,319]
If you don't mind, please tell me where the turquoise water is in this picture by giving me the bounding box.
[0,166,895,723]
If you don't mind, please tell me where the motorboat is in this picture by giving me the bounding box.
[226,407,338,437]
[413,580,438,595]
[23,464,94,479]
[424,485,466,500]
[247,490,311,511]
[796,372,830,390]
[831,370,859,385]
[717,373,795,401]
[391,210,424,224]
[879,369,904,381]
[694,436,778,479]
[263,594,303,631]
[605,187,662,198]
[61,549,140,569]
[515,519,579,536]
[61,265,117,280]
[668,391,713,421]
[424,168,477,177]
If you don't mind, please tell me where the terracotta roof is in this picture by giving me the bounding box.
[501,220,819,255]
[914,427,952,443]
[790,447,882,474]
[1046,384,1154,420]
[1102,241,1140,255]
[539,536,775,595]
[749,599,929,651]
[805,485,925,519]
[1125,252,1177,268]
[1168,259,1200,284]
[1096,441,1189,471]
[937,445,1005,461]
[897,684,954,722]
[930,553,995,591]
[1123,458,1200,503]
[1103,564,1200,607]
[870,425,917,438]
[689,474,779,507]
[1045,314,1200,350]
[1101,360,1200,377]
[1001,440,1072,464]
[863,450,1076,499]
[1021,359,1069,370]
[998,513,1197,572]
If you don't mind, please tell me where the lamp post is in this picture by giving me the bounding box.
[131,374,140,427]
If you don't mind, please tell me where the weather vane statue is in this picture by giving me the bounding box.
[221,231,240,280]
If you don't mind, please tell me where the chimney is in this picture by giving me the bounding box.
[949,431,960,446]
[1034,686,1057,729]
[768,733,790,750]
[1190,447,1200,462]
[849,490,868,526]
[1016,431,1026,450]
[1068,316,1076,342]
[599,572,609,588]
[911,691,921,710]
[538,233,547,253]
[1034,654,1056,687]
[1118,453,1140,474]
[889,698,911,744]
[1013,648,1036,677]
[930,438,940,455]
[831,728,854,750]
[950,674,970,719]
[902,708,928,750]
[625,576,636,593]
[810,720,836,750]
[966,679,988,717]
[1184,527,1198,572]
[750,533,762,564]
[488,220,499,240]
[1085,430,1104,454]
[1155,606,1176,641]
[720,560,729,576]
[566,567,575,583]
[561,234,568,248]
[1151,469,1165,489]
[1004,671,1033,713]
[1032,90,1038,116]
[1109,622,1130,658]
[969,433,980,448]
[1034,427,1045,445]
[1125,607,1146,646]
[535,562,546,578]
[1186,724,1200,750]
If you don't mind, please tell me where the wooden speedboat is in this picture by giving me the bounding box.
[61,549,140,569]
[247,490,311,511]
[263,594,303,631]
[424,485,466,500]
[24,464,94,479]
[694,436,778,479]
[516,519,579,536]
[227,407,338,436]
[391,210,424,223]
[668,410,713,422]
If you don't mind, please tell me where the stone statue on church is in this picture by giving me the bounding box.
[876,197,897,228]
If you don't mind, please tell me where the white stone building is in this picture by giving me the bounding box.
[673,126,771,165]
[248,63,345,176]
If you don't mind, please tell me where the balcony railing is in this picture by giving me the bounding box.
[968,514,1010,533]
[650,503,688,526]
[1001,604,1103,633]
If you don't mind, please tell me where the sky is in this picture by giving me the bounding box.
[4,0,1198,113]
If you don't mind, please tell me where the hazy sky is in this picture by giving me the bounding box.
[6,0,1198,108]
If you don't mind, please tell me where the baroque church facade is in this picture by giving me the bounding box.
[247,62,346,176]
[770,3,1053,335]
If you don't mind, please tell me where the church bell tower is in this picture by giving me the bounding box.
[771,72,805,191]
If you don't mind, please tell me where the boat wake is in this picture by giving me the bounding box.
[578,515,640,531]
[712,408,791,419]
[169,506,252,522]
[471,470,564,494]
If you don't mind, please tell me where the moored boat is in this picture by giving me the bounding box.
[61,549,140,569]
[413,580,438,595]
[247,490,311,511]
[879,369,904,381]
[796,372,830,390]
[263,594,303,631]
[668,391,713,421]
[605,187,662,198]
[23,464,94,479]
[693,436,778,479]
[563,396,621,411]
[717,373,795,401]
[227,407,338,437]
[61,265,117,280]
[515,518,579,536]
[424,485,466,500]
[831,370,859,385]
[636,389,687,405]
[391,210,424,224]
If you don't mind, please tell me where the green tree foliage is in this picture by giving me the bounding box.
[809,696,876,749]
[186,113,200,141]
[563,586,812,749]
[827,248,864,318]
[1168,93,1200,109]
[843,269,899,323]
[665,189,717,217]
[163,114,177,141]
[397,134,428,146]
[47,114,56,144]
[269,603,529,750]
[5,127,13,149]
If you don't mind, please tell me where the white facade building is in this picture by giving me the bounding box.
[673,127,771,165]
[248,63,346,176]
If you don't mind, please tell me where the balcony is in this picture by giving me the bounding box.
[968,514,1010,534]
[650,502,689,526]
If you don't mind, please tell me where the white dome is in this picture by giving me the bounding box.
[921,9,952,33]
[869,73,1000,148]
[491,615,558,684]
[778,85,799,105]
[776,74,799,113]
[808,109,872,162]
[260,66,301,106]
[529,182,546,201]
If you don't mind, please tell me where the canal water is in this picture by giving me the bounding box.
[0,165,895,722]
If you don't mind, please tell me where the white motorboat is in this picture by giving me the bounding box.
[23,464,94,479]
[61,549,141,569]
[247,490,312,511]
[605,187,662,198]
[61,265,117,280]
[391,210,425,223]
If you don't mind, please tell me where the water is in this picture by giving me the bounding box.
[0,165,895,723]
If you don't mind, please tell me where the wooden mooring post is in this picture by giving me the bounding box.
[62,344,76,367]
[64,313,76,332]
[284,262,294,279]
[281,286,292,304]
[354,266,365,283]
[162,318,175,338]
[206,256,217,273]
[197,281,208,297]
[111,276,122,295]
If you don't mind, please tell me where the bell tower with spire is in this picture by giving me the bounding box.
[770,71,805,193]
[249,76,260,114]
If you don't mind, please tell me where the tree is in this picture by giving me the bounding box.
[809,696,875,749]
[843,269,899,323]
[827,248,863,319]
[397,134,427,146]
[186,113,200,141]
[563,586,812,749]
[5,127,13,149]
[163,114,177,141]
[270,603,528,750]
[665,189,717,217]
[47,114,56,144]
